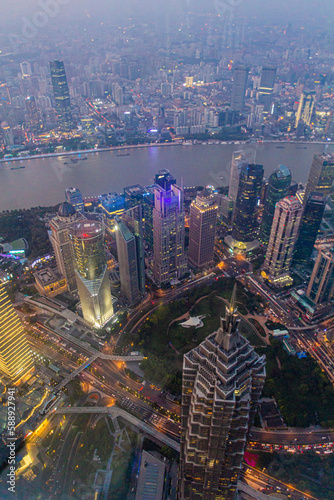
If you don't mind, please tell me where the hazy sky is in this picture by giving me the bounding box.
[1,0,334,27]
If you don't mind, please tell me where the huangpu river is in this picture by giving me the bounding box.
[0,141,332,211]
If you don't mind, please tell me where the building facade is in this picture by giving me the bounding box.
[232,163,264,242]
[49,60,73,131]
[188,191,218,269]
[179,286,266,500]
[307,247,334,304]
[115,205,145,305]
[264,196,303,286]
[65,187,85,215]
[0,283,34,384]
[70,221,113,328]
[230,65,248,111]
[228,151,248,219]
[153,180,187,284]
[259,165,292,245]
[304,153,334,201]
[293,193,326,266]
[50,201,85,293]
[295,90,316,129]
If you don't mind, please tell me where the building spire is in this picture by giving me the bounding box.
[215,284,240,350]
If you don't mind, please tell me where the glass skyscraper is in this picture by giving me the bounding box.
[230,65,249,111]
[50,60,73,131]
[293,193,326,266]
[307,246,334,304]
[304,153,334,201]
[65,187,85,215]
[70,221,113,328]
[259,165,292,245]
[232,163,264,242]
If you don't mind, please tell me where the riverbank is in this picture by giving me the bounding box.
[0,139,329,164]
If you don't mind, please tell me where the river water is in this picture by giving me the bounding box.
[0,142,332,211]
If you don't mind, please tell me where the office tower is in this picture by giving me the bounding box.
[70,221,113,328]
[185,76,194,87]
[49,60,73,131]
[259,165,292,245]
[258,67,276,112]
[153,179,186,284]
[99,193,126,233]
[304,153,334,201]
[20,61,32,77]
[154,169,176,191]
[179,286,266,500]
[115,205,145,305]
[295,90,316,128]
[50,202,85,293]
[264,197,303,286]
[112,83,123,105]
[65,187,85,215]
[228,151,248,214]
[293,193,326,266]
[25,96,42,132]
[161,82,173,97]
[188,190,218,268]
[0,283,34,384]
[307,247,334,304]
[232,163,264,242]
[230,65,248,111]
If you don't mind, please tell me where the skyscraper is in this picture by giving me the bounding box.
[25,96,42,132]
[232,163,264,242]
[307,247,334,304]
[0,283,34,384]
[153,176,186,284]
[264,196,303,286]
[259,165,292,245]
[65,187,85,215]
[179,286,266,500]
[188,191,218,269]
[230,65,248,111]
[50,202,85,293]
[304,153,334,201]
[50,60,73,131]
[258,67,276,112]
[154,169,176,191]
[228,150,248,217]
[293,193,326,266]
[70,221,113,328]
[115,205,145,305]
[295,90,316,128]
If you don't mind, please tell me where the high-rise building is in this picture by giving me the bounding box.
[25,96,42,132]
[258,67,276,112]
[264,196,303,286]
[232,163,264,242]
[70,221,113,328]
[179,286,266,500]
[259,165,292,245]
[153,176,186,284]
[49,60,73,131]
[99,193,126,233]
[20,61,32,77]
[304,153,334,201]
[115,205,145,305]
[295,90,316,128]
[293,193,326,266]
[188,190,218,269]
[230,65,249,111]
[307,247,334,304]
[0,283,34,384]
[65,187,85,215]
[228,150,248,217]
[154,169,176,191]
[50,202,85,293]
